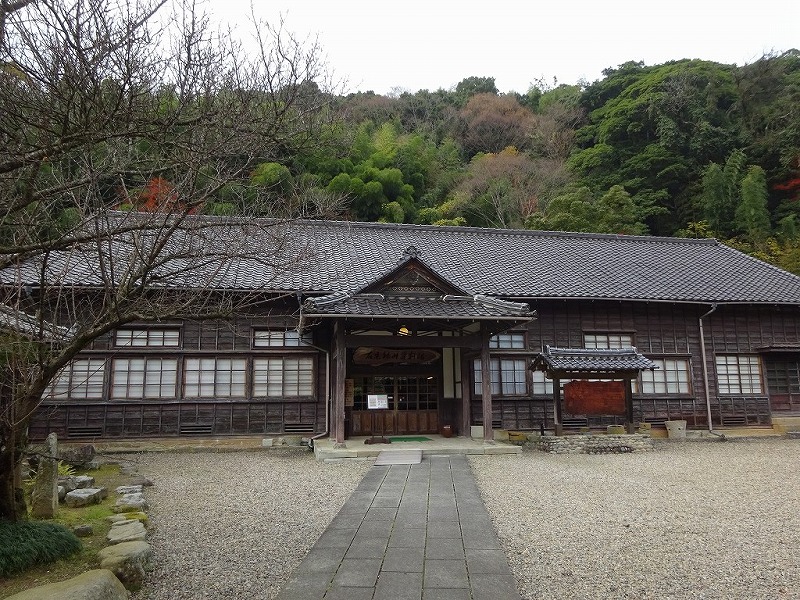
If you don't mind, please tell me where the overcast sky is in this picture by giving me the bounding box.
[210,1,799,95]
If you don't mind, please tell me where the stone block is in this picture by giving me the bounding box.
[72,524,94,537]
[74,475,96,489]
[97,541,153,591]
[106,520,147,545]
[3,568,128,600]
[493,429,510,442]
[113,493,148,513]
[114,485,143,495]
[470,425,484,439]
[31,432,59,519]
[65,487,108,508]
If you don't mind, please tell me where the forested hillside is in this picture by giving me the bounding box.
[45,46,800,272]
[193,53,800,271]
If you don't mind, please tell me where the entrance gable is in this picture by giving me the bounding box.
[360,246,467,298]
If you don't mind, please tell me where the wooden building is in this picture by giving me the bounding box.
[25,218,800,441]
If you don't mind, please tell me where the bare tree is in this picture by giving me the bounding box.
[0,0,342,521]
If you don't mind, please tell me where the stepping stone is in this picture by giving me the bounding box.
[65,488,107,508]
[374,450,422,465]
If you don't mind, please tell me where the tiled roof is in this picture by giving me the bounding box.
[0,304,75,341]
[6,215,800,305]
[304,293,533,319]
[533,346,657,374]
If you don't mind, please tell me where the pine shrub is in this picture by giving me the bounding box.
[0,520,82,577]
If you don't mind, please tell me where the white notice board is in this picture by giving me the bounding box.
[367,394,389,409]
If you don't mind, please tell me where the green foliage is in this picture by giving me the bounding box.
[57,462,76,477]
[381,201,405,223]
[453,76,498,107]
[530,184,657,235]
[0,520,82,577]
[736,166,771,242]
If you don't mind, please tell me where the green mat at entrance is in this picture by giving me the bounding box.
[387,436,432,442]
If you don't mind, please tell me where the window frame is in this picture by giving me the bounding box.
[114,328,181,348]
[583,332,635,350]
[715,354,763,395]
[252,355,316,399]
[639,356,692,395]
[110,356,179,400]
[252,329,313,349]
[183,357,248,399]
[46,358,107,400]
[473,357,528,397]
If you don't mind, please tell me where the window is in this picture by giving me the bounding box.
[253,330,312,348]
[115,328,180,347]
[253,357,314,397]
[473,358,527,396]
[715,355,762,394]
[111,358,177,399]
[489,332,525,349]
[641,358,691,394]
[765,359,800,394]
[584,332,634,349]
[531,370,554,395]
[47,358,106,399]
[184,358,247,398]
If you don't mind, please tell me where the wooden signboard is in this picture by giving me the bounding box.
[564,380,627,416]
[344,379,355,407]
[353,347,440,366]
[367,394,389,409]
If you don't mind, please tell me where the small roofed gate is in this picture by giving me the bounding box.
[532,346,657,435]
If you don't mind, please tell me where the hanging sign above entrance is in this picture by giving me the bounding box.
[353,347,441,366]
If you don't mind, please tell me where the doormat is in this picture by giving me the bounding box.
[387,436,432,442]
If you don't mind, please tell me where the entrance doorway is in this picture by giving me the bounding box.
[351,375,439,435]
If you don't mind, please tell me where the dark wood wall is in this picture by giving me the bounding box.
[30,299,800,440]
[30,310,329,441]
[470,300,800,431]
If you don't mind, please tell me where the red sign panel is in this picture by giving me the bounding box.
[564,380,627,416]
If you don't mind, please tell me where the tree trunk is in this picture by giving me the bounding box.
[0,422,28,522]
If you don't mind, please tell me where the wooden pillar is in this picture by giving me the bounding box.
[480,324,493,442]
[625,378,635,434]
[552,376,563,436]
[460,355,472,438]
[333,320,346,445]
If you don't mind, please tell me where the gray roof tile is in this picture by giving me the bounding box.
[533,346,657,374]
[7,215,800,305]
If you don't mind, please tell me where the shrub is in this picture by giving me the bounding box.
[0,520,82,577]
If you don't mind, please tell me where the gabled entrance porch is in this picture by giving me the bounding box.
[301,246,536,445]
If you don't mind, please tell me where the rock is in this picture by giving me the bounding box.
[97,541,152,591]
[59,444,96,469]
[106,514,128,523]
[110,519,138,528]
[31,433,59,519]
[3,568,128,599]
[65,487,108,508]
[59,485,67,502]
[75,475,96,489]
[59,476,79,493]
[114,485,143,495]
[128,475,153,487]
[106,520,146,545]
[73,524,94,537]
[119,511,149,525]
[113,493,148,513]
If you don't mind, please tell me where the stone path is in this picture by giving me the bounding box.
[275,454,521,600]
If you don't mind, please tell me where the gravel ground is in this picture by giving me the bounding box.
[127,448,372,600]
[469,438,800,600]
